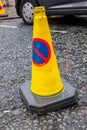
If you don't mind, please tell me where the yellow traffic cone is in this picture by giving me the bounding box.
[19,6,77,115]
[30,7,64,96]
[0,0,8,17]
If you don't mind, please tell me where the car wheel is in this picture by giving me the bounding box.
[20,0,36,24]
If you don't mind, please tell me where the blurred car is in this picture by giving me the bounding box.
[15,0,87,24]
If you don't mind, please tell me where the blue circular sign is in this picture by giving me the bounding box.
[32,38,51,66]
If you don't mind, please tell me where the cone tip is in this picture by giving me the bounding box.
[34,6,45,12]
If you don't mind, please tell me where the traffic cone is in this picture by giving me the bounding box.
[31,7,64,96]
[19,6,78,115]
[0,0,8,17]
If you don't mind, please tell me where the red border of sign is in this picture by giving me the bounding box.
[32,38,51,66]
[0,6,2,10]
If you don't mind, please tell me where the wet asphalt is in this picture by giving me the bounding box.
[0,17,87,130]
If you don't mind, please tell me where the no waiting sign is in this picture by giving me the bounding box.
[32,38,51,66]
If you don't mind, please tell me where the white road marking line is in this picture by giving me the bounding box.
[51,30,67,34]
[0,25,18,28]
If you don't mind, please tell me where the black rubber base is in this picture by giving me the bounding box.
[0,14,8,17]
[19,78,78,115]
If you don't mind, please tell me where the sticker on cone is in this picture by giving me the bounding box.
[32,38,51,66]
[0,6,2,10]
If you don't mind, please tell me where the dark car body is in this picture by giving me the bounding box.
[15,0,87,24]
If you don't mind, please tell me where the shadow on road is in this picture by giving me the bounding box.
[48,15,87,27]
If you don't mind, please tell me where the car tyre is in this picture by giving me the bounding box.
[20,0,37,24]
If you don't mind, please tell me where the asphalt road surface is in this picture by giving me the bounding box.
[0,17,87,130]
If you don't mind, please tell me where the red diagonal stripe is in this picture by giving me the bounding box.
[32,44,48,62]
